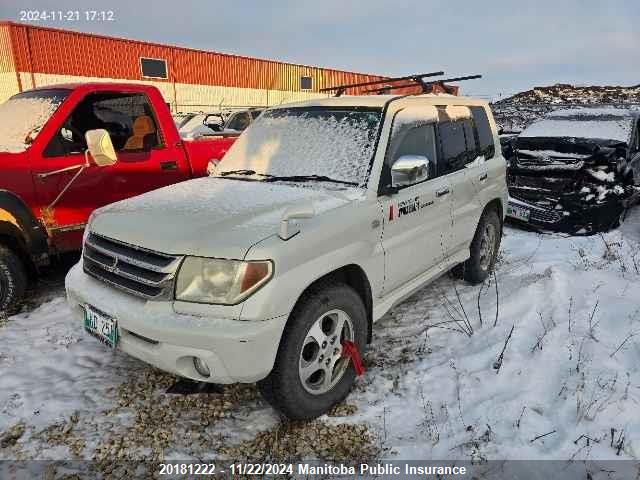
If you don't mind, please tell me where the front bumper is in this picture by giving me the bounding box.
[65,263,287,383]
[506,195,625,234]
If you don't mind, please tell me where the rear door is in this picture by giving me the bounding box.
[467,106,498,200]
[379,117,453,295]
[32,91,190,251]
[436,116,482,254]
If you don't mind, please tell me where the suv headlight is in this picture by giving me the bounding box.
[175,257,273,305]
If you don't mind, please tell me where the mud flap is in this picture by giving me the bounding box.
[341,340,365,376]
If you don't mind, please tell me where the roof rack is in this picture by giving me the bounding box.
[319,71,445,97]
[364,75,483,95]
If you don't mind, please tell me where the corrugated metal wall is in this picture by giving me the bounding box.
[1,21,392,107]
[0,24,19,102]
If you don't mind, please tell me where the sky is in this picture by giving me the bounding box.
[2,0,639,100]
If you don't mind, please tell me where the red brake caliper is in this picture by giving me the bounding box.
[341,340,365,376]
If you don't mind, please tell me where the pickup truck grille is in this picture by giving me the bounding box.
[83,233,182,300]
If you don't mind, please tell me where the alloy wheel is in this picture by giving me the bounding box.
[298,309,354,395]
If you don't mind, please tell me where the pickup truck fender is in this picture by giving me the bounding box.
[0,191,50,269]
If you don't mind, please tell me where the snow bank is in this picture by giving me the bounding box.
[0,96,64,153]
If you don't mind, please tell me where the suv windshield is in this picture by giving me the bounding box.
[0,89,70,153]
[219,107,383,186]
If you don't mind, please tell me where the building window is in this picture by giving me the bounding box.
[300,76,313,91]
[140,57,168,79]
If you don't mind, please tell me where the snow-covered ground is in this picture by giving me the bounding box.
[1,209,640,468]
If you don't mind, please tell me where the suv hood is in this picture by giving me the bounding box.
[90,177,359,258]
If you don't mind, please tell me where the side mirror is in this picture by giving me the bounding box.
[85,129,117,167]
[391,155,430,188]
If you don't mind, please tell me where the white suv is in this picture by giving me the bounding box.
[66,94,507,419]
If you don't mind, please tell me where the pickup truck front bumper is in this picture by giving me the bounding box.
[65,263,287,384]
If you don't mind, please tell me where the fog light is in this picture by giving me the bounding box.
[193,357,210,377]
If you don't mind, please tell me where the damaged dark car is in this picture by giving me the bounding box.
[506,108,640,234]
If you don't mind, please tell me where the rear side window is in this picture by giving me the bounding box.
[470,106,495,159]
[438,121,467,173]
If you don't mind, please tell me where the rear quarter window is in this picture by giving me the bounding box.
[470,106,495,159]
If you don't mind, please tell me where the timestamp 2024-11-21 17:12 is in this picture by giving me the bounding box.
[18,10,115,22]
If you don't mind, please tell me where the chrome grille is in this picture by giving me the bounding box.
[83,233,182,299]
[529,208,562,224]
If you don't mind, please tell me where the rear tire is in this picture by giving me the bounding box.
[461,209,502,284]
[258,283,367,420]
[0,245,28,316]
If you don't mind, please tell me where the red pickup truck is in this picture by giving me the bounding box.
[0,82,236,313]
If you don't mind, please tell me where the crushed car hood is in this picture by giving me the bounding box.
[90,177,358,258]
[514,137,628,171]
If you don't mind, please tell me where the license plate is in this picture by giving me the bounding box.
[83,305,119,348]
[507,203,531,222]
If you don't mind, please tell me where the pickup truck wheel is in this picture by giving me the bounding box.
[0,245,28,316]
[462,209,501,284]
[258,283,367,420]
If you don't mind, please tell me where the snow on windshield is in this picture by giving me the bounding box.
[0,89,69,153]
[520,108,635,143]
[218,108,382,186]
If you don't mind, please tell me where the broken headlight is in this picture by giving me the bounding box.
[175,257,273,305]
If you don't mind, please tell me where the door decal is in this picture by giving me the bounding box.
[389,196,434,222]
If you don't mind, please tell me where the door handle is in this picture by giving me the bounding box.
[435,187,450,198]
[478,173,488,182]
[160,161,178,171]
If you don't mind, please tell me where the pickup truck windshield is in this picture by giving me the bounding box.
[219,107,383,186]
[0,89,69,153]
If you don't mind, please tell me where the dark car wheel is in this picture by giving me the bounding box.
[459,209,502,284]
[258,283,367,420]
[0,245,28,316]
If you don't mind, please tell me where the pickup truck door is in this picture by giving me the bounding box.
[379,123,453,296]
[31,90,190,251]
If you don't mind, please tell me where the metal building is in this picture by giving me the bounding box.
[0,21,392,110]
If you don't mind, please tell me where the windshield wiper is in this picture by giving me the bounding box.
[220,169,268,177]
[259,175,358,186]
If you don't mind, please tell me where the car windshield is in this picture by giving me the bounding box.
[218,107,383,186]
[0,89,70,153]
[520,111,635,144]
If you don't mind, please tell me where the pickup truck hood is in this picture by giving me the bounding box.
[90,177,359,258]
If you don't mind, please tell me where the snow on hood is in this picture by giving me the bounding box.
[520,108,635,143]
[90,177,360,258]
[0,91,67,153]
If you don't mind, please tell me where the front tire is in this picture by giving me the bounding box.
[461,209,502,284]
[0,245,28,316]
[258,283,367,420]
